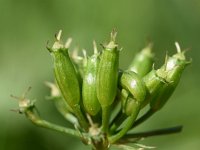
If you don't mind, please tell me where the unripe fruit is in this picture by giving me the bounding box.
[150,43,190,110]
[97,30,119,107]
[82,41,101,116]
[128,43,154,77]
[48,31,80,109]
[120,71,146,103]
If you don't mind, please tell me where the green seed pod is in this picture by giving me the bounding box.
[120,89,129,113]
[96,30,119,107]
[82,41,101,116]
[47,30,80,109]
[120,71,146,116]
[118,89,138,115]
[124,97,140,116]
[128,43,154,77]
[120,71,146,103]
[150,42,190,111]
[47,31,89,130]
[142,69,165,107]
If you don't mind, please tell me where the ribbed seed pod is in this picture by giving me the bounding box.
[49,33,80,108]
[142,69,165,107]
[124,97,140,116]
[150,43,190,111]
[97,30,119,107]
[96,30,119,133]
[128,43,154,77]
[120,89,129,113]
[109,71,147,143]
[47,30,88,130]
[82,41,101,116]
[120,71,146,104]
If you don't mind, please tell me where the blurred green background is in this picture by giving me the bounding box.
[0,0,199,149]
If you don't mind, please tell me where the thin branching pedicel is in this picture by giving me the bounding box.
[13,30,190,150]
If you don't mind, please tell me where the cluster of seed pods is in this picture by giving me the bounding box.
[46,30,190,149]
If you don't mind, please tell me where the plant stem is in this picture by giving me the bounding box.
[102,106,110,133]
[25,109,81,138]
[109,111,126,134]
[131,109,155,129]
[119,125,183,143]
[109,106,140,143]
[73,105,89,131]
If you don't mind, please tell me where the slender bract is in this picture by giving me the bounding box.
[82,42,101,116]
[128,43,154,77]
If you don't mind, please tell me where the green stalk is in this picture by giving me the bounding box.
[119,125,183,143]
[25,109,81,138]
[73,105,89,131]
[109,106,140,143]
[109,112,126,134]
[102,106,110,133]
[131,109,155,129]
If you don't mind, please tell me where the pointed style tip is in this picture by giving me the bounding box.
[141,43,154,58]
[22,86,32,99]
[56,30,62,41]
[44,81,54,88]
[82,49,88,67]
[93,40,98,54]
[152,63,155,70]
[110,29,117,42]
[163,53,169,71]
[104,29,118,50]
[175,42,181,53]
[119,47,123,52]
[173,42,188,61]
[10,109,22,114]
[82,49,87,58]
[10,94,21,100]
[64,38,72,49]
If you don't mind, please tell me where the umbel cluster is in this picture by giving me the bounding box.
[15,30,190,150]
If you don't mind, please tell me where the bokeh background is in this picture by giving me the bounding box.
[0,0,199,149]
